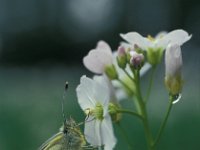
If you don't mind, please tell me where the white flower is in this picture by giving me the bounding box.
[76,75,116,150]
[83,41,113,74]
[120,29,192,50]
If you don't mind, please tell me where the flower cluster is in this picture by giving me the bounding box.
[76,29,191,149]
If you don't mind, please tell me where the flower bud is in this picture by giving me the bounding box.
[165,43,183,95]
[117,46,127,69]
[108,103,122,123]
[105,64,118,80]
[130,51,144,69]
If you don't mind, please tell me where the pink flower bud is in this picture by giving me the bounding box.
[117,46,127,69]
[130,51,144,68]
[117,46,126,57]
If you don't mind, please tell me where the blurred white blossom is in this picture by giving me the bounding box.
[83,41,113,74]
[120,29,192,50]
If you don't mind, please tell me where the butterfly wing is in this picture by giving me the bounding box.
[38,132,64,150]
[38,118,86,150]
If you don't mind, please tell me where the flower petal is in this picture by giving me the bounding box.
[76,75,97,110]
[120,42,134,50]
[96,41,113,56]
[92,76,110,111]
[120,32,151,49]
[93,75,117,103]
[77,75,110,115]
[158,29,192,48]
[155,31,167,39]
[101,115,116,150]
[165,44,182,77]
[84,117,102,146]
[83,49,113,74]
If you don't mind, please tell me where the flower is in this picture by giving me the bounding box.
[83,41,113,74]
[165,43,183,95]
[120,29,192,50]
[120,29,192,65]
[93,75,122,122]
[76,75,116,150]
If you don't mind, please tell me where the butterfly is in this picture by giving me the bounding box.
[38,82,97,150]
[38,117,86,150]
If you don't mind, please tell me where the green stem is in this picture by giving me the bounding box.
[145,66,156,103]
[134,69,154,150]
[153,96,173,148]
[117,109,143,120]
[118,78,133,95]
[123,68,135,83]
[142,110,154,150]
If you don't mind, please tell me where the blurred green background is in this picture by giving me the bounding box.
[0,0,200,149]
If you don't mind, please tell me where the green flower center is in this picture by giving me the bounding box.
[93,102,104,121]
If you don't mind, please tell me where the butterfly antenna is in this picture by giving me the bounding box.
[62,81,68,125]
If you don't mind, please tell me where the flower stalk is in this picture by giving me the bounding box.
[153,95,174,148]
[116,108,143,120]
[145,66,156,103]
[134,69,154,150]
